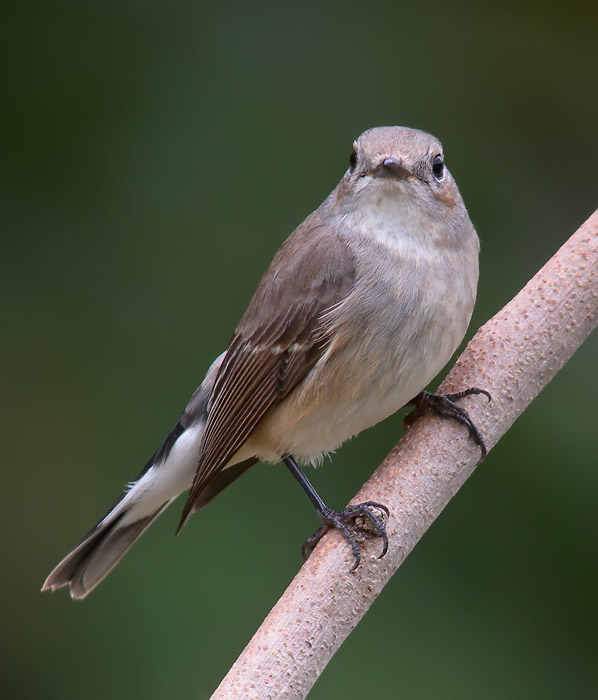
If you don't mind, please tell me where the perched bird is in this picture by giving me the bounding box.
[42,126,487,600]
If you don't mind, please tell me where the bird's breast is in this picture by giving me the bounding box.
[249,199,479,465]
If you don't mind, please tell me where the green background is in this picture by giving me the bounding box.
[3,1,597,698]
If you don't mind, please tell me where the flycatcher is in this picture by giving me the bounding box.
[43,126,487,599]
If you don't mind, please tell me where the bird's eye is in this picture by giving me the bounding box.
[349,149,357,172]
[432,154,444,180]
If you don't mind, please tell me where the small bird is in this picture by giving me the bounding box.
[43,126,487,599]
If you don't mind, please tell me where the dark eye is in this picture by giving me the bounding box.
[432,154,444,180]
[349,149,357,171]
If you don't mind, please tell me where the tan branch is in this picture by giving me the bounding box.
[211,210,598,700]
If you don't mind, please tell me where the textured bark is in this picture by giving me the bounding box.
[211,210,598,700]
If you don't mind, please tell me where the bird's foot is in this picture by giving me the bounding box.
[302,501,389,571]
[406,388,491,463]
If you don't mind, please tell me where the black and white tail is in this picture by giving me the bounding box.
[42,501,173,600]
[42,352,255,599]
[42,412,206,599]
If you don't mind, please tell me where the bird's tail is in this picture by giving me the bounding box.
[42,352,259,599]
[42,354,222,599]
[41,498,174,599]
[41,413,207,599]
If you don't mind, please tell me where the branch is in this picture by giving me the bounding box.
[211,210,598,700]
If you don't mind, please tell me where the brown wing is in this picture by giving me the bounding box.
[178,214,355,529]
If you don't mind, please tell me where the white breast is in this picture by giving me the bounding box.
[247,184,478,465]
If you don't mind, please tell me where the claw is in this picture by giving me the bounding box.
[302,500,390,570]
[444,387,492,404]
[408,387,490,464]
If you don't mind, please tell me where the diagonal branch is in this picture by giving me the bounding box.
[211,209,598,700]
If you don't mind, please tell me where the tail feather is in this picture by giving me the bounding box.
[42,352,261,599]
[42,501,171,599]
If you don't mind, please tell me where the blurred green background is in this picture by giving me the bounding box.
[2,1,597,698]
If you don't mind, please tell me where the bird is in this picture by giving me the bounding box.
[42,125,487,599]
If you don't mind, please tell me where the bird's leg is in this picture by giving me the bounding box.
[405,388,491,463]
[282,455,389,571]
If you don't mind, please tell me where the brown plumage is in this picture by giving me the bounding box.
[178,215,356,529]
[42,125,482,598]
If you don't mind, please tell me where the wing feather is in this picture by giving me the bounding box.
[178,215,355,528]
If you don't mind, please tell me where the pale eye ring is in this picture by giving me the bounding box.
[432,154,444,180]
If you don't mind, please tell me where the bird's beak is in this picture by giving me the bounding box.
[374,157,412,179]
